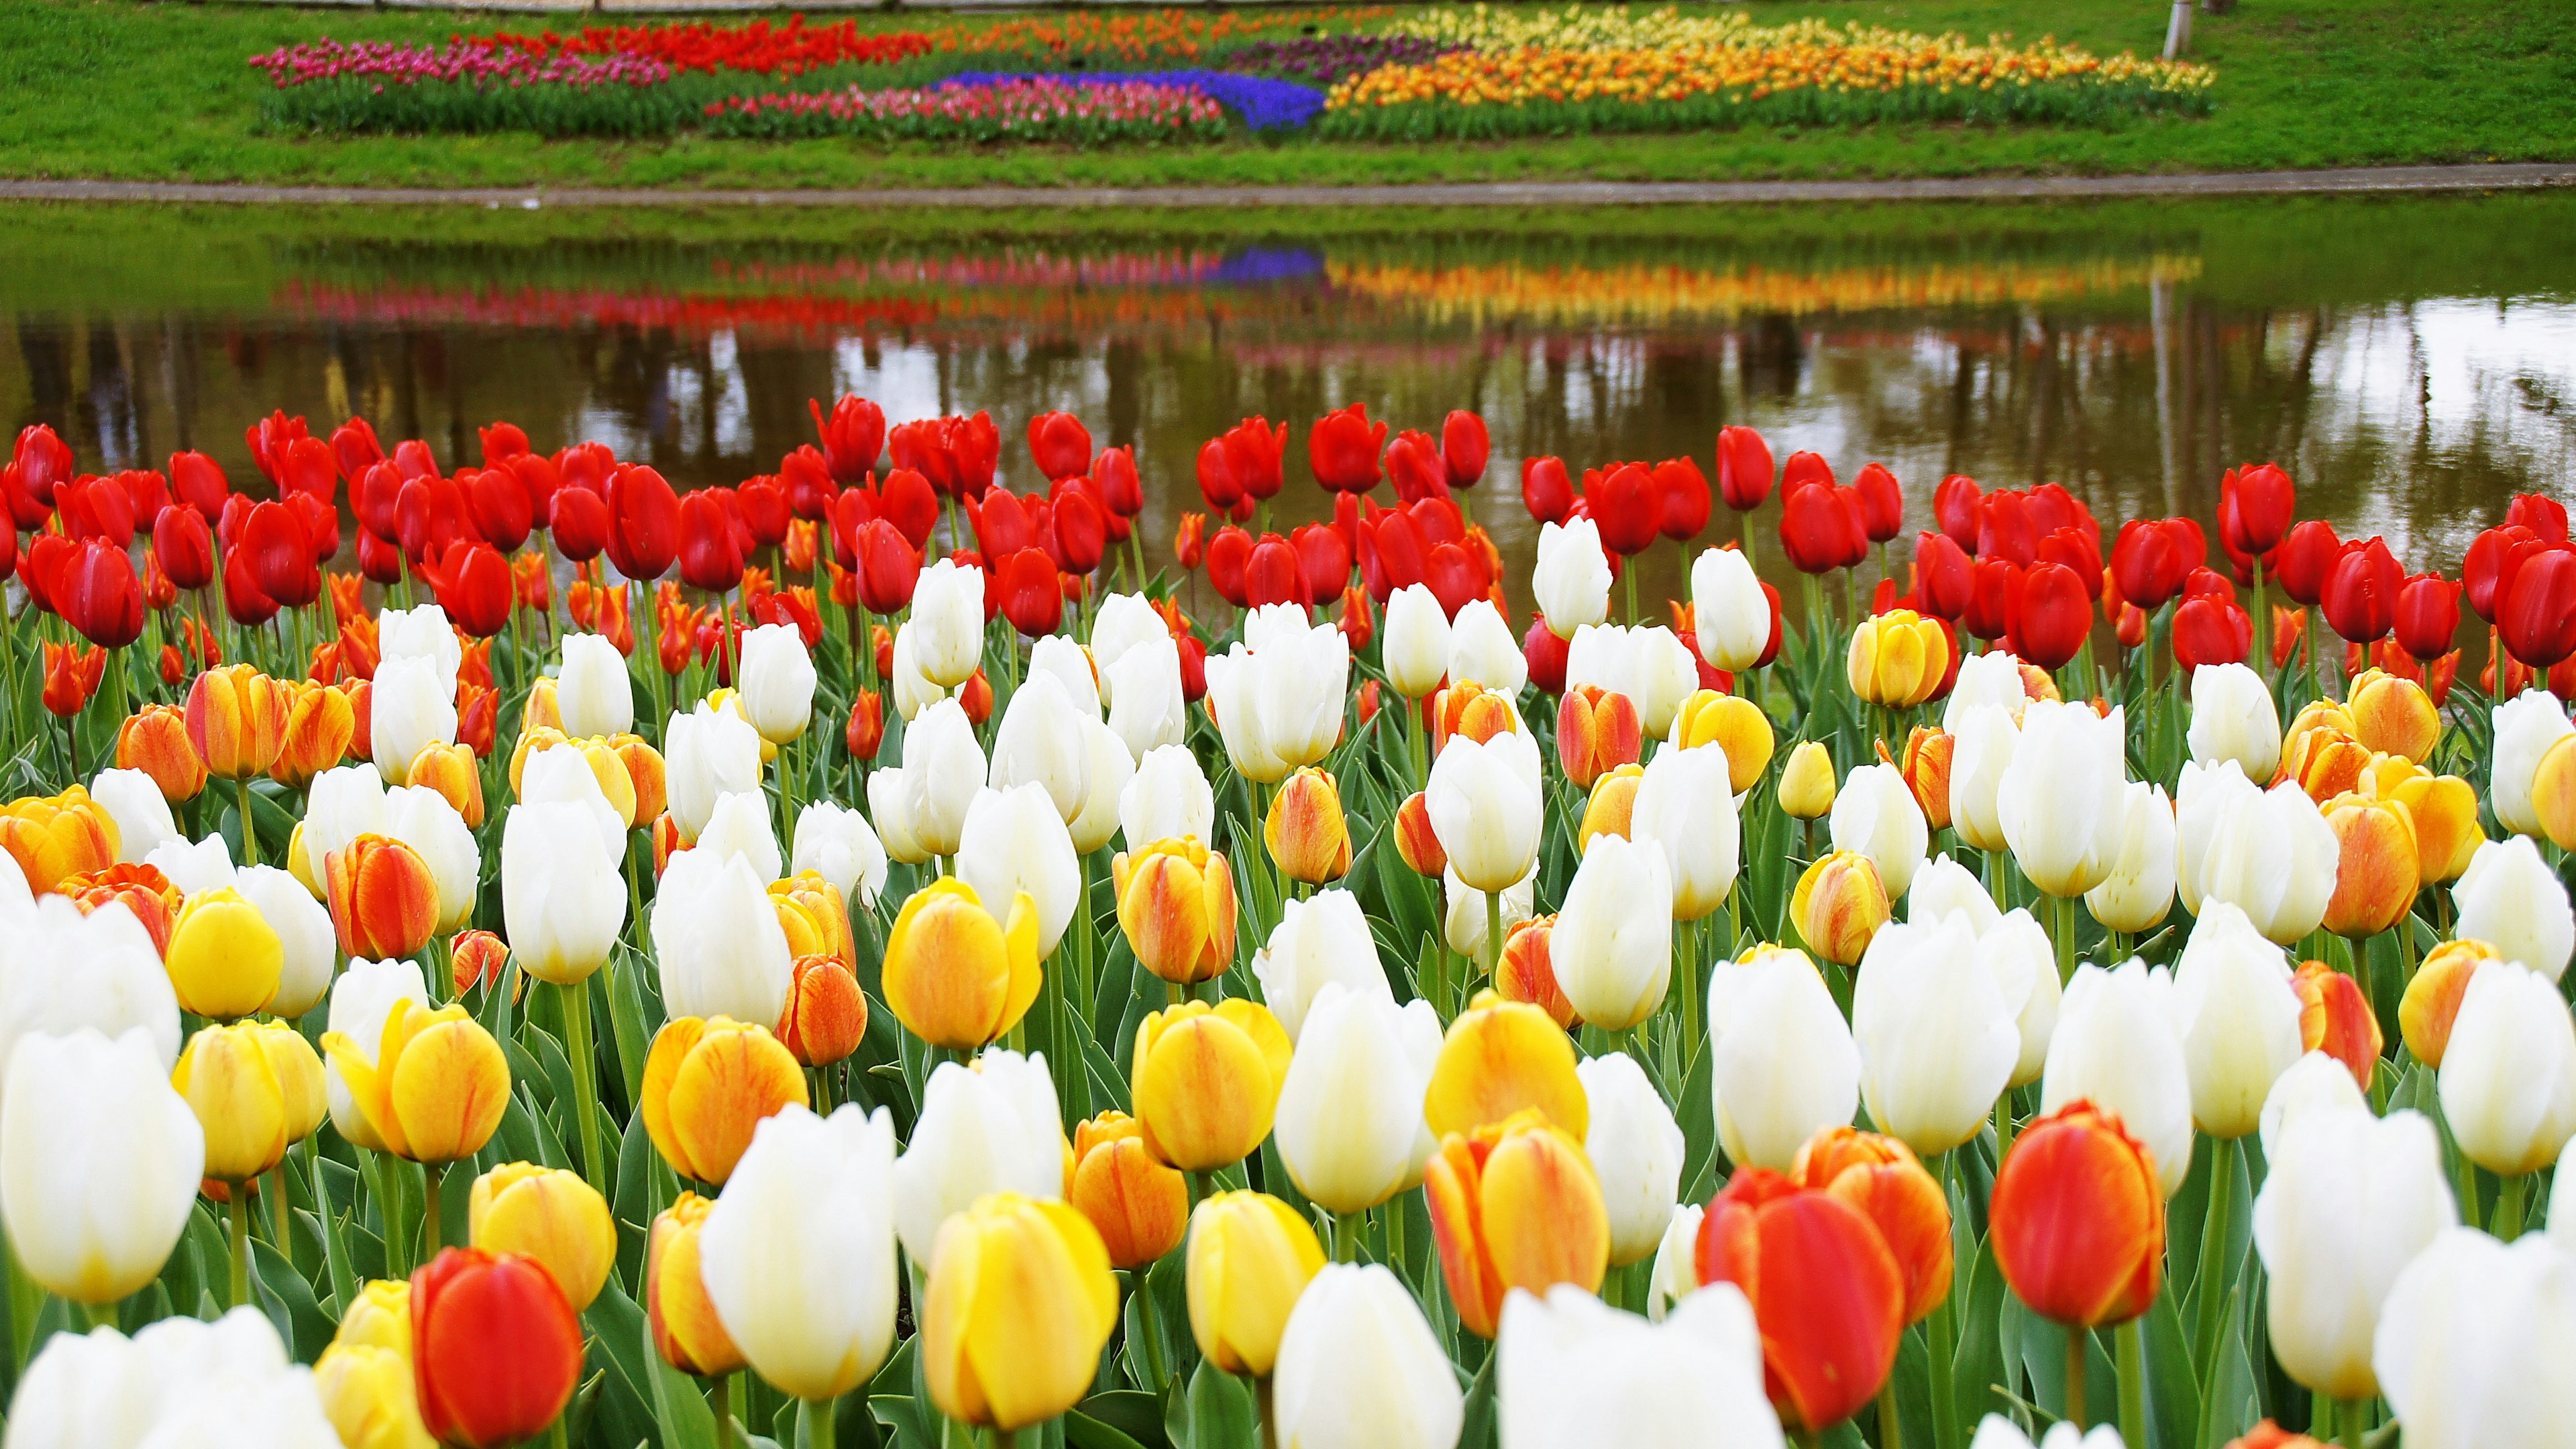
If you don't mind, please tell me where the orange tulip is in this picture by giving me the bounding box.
[2229,1421,2326,1449]
[1896,727,1954,831]
[1114,838,1238,986]
[2388,771,2480,883]
[647,1191,745,1378]
[1431,681,1517,753]
[2346,669,2438,763]
[613,735,667,827]
[1264,767,1351,885]
[775,955,867,1067]
[1424,1110,1609,1338]
[1068,1111,1188,1269]
[1393,792,1446,877]
[2291,961,2381,1090]
[341,680,374,763]
[2275,704,2369,804]
[451,929,513,997]
[1696,1166,1905,1432]
[1495,917,1576,1029]
[2319,792,2418,938]
[2398,938,2498,1069]
[325,834,441,963]
[1790,851,1890,967]
[0,786,120,895]
[407,741,486,829]
[185,664,288,780]
[63,863,180,957]
[270,681,356,790]
[1990,1101,2164,1328]
[40,642,102,718]
[1791,1127,1952,1326]
[639,1016,808,1187]
[116,705,207,802]
[1556,684,1642,789]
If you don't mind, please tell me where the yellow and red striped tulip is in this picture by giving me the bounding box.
[1790,1126,1951,1326]
[2292,961,2382,1090]
[270,681,355,790]
[1132,998,1290,1171]
[185,663,288,780]
[776,955,867,1067]
[2318,792,2418,938]
[1424,1109,1609,1339]
[1069,1111,1188,1269]
[1265,767,1352,885]
[325,833,441,963]
[1790,851,1890,966]
[647,1192,745,1378]
[1114,837,1237,987]
[1990,1100,2164,1328]
[640,1016,808,1187]
[116,704,207,802]
[1556,684,1642,789]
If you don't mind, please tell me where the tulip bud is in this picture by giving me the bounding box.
[165,885,284,1021]
[1668,689,1773,794]
[411,1247,584,1448]
[1448,597,1527,696]
[1829,761,1928,902]
[2170,902,2304,1139]
[2179,761,2339,947]
[1393,791,1446,876]
[2187,662,2283,781]
[892,1051,1061,1273]
[2281,700,2371,804]
[2453,835,2575,981]
[2389,769,2481,883]
[925,1192,1120,1430]
[1710,947,1860,1171]
[1847,609,1949,707]
[1275,986,1442,1216]
[2439,959,2576,1176]
[1069,1112,1188,1269]
[1534,517,1613,639]
[403,741,483,828]
[2042,959,2194,1196]
[1381,584,1452,701]
[1251,889,1391,1043]
[468,1163,615,1312]
[321,998,509,1165]
[2400,938,2498,1069]
[646,1191,744,1378]
[1690,544,1774,672]
[2348,668,2438,762]
[369,657,456,788]
[2320,790,2420,938]
[2253,1106,2456,1402]
[1205,612,1351,784]
[1789,851,1888,967]
[1552,833,1673,1031]
[908,560,985,689]
[1778,740,1836,820]
[1426,991,1588,1141]
[1792,1127,1953,1326]
[1990,1102,2165,1327]
[698,1102,901,1402]
[500,801,627,987]
[1133,998,1291,1171]
[1185,1190,1325,1375]
[1425,730,1542,894]
[2493,688,2575,839]
[172,1019,321,1183]
[325,834,440,964]
[2291,960,2382,1090]
[1274,1263,1464,1449]
[1557,684,1642,789]
[1578,1053,1685,1267]
[117,705,209,803]
[1,1028,203,1304]
[1573,763,1642,855]
[2084,780,2177,934]
[881,876,1041,1051]
[1997,698,2129,898]
[1426,1111,1609,1339]
[1495,918,1576,1028]
[1112,837,1236,987]
[186,664,288,780]
[1266,766,1352,884]
[272,681,356,790]
[641,1016,808,1187]
[1852,917,2019,1157]
[1695,1166,1904,1431]
[777,955,867,1068]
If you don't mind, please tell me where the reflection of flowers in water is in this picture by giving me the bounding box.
[708,248,1321,290]
[1210,248,1328,286]
[1324,255,2205,326]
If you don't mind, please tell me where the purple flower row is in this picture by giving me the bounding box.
[249,38,673,91]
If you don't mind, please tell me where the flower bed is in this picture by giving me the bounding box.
[702,76,1229,145]
[473,16,934,77]
[937,70,1328,131]
[1217,35,1466,89]
[251,39,697,138]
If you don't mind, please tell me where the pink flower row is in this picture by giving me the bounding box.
[706,76,1226,126]
[249,38,674,90]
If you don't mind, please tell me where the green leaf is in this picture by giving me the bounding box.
[2141,1282,2200,1449]
[1067,1411,1153,1449]
[248,1235,331,1363]
[632,1294,718,1449]
[1949,1234,2008,1433]
[1077,1390,1169,1449]
[1458,1350,1498,1449]
[1179,1360,1258,1449]
[2196,1281,2264,1449]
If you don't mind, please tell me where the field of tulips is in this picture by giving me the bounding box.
[0,378,2570,1449]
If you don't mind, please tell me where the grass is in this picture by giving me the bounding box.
[0,0,2571,190]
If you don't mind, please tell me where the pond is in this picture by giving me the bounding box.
[1,189,2571,610]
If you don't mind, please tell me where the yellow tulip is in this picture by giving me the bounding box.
[1131,998,1291,1172]
[1847,609,1949,708]
[2399,938,2500,1070]
[1265,767,1352,885]
[172,1022,291,1183]
[2390,770,2482,883]
[164,886,284,1022]
[882,877,1041,1051]
[1185,1190,1325,1376]
[404,741,485,830]
[1670,689,1774,794]
[314,1342,436,1449]
[1779,740,1837,820]
[1791,851,1890,966]
[335,1278,414,1354]
[770,871,856,970]
[2347,669,2440,763]
[1114,837,1238,987]
[648,1191,745,1378]
[0,785,120,895]
[470,1162,616,1311]
[1424,991,1588,1141]
[639,1016,808,1187]
[321,998,510,1165]
[923,1193,1119,1432]
[1576,763,1643,853]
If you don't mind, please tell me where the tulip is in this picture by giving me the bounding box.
[2319,791,2420,939]
[2278,703,2372,804]
[1,1028,204,1303]
[2169,902,2304,1139]
[1186,1189,1326,1374]
[1534,517,1613,638]
[882,876,1040,1050]
[498,800,625,988]
[1829,761,1929,902]
[1670,690,1773,790]
[988,670,1090,825]
[384,784,478,934]
[1426,991,1588,1140]
[1426,730,1542,895]
[186,663,289,781]
[1846,608,1949,708]
[467,1163,614,1313]
[1506,1281,1784,1448]
[1120,745,1214,856]
[411,1247,584,1448]
[665,700,763,841]
[322,957,430,1152]
[235,863,335,1018]
[1621,737,1740,926]
[1778,739,1837,819]
[2084,782,2176,934]
[1688,545,1771,672]
[1695,1167,1903,1432]
[1069,1112,1188,1269]
[2453,835,2575,980]
[1273,1263,1464,1449]
[315,1327,437,1449]
[2440,960,2576,1176]
[553,633,633,741]
[734,625,820,747]
[325,833,439,965]
[953,784,1080,959]
[1789,851,1889,966]
[2491,688,2573,839]
[1990,1101,2165,1327]
[1133,998,1291,1171]
[1550,833,1674,1030]
[0,786,114,896]
[1791,1128,1953,1328]
[2401,938,2498,1069]
[1564,624,1699,740]
[892,1050,1064,1274]
[1710,947,1860,1169]
[173,1018,323,1184]
[1578,1053,1686,1267]
[116,706,207,804]
[2042,961,2194,1197]
[2372,1226,2576,1448]
[1205,613,1350,784]
[2349,669,2438,762]
[2187,662,2282,780]
[323,997,509,1166]
[1996,698,2127,899]
[160,882,284,1020]
[368,657,455,790]
[1852,915,2019,1156]
[1575,763,1642,852]
[641,1015,807,1187]
[1251,889,1389,1042]
[2180,764,2340,947]
[1275,985,1442,1215]
[922,1191,1118,1432]
[1447,596,1527,695]
[85,769,175,868]
[1375,586,1448,704]
[1426,1110,1609,1339]
[1264,765,1352,885]
[2292,960,2383,1090]
[651,848,795,1028]
[789,799,886,912]
[1556,684,1640,790]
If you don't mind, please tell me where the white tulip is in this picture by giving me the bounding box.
[1089,593,1165,690]
[1829,761,1929,901]
[11,1308,342,1449]
[1966,1419,2123,1449]
[0,1028,203,1303]
[1442,866,1535,961]
[1628,737,1739,922]
[1578,1053,1686,1265]
[889,621,944,724]
[2492,688,2575,839]
[294,763,386,892]
[1646,1203,1706,1324]
[1275,985,1442,1214]
[1447,597,1525,696]
[2084,782,2176,934]
[369,656,455,787]
[1564,625,1697,741]
[1498,1283,1784,1449]
[692,792,782,883]
[793,800,888,911]
[2168,902,2302,1140]
[2373,1226,2576,1449]
[651,849,793,1029]
[2258,1051,2371,1159]
[557,631,635,740]
[2455,836,2576,981]
[2255,1104,2457,1400]
[1120,745,1215,853]
[1534,517,1613,639]
[2181,762,2339,946]
[1690,546,1770,672]
[1028,635,1101,720]
[1066,717,1133,857]
[865,766,930,867]
[908,560,985,690]
[2440,959,2576,1177]
[1205,616,1349,784]
[322,957,429,1152]
[384,784,478,932]
[1996,698,2128,898]
[989,671,1090,825]
[1711,949,1858,1171]
[1242,602,1314,653]
[1947,703,2019,853]
[502,800,627,987]
[1551,834,1672,1031]
[2186,662,2282,780]
[1907,856,2000,932]
[737,623,818,745]
[897,698,985,859]
[666,701,763,842]
[1983,909,2061,1089]
[1853,916,2019,1157]
[231,865,333,1018]
[144,833,233,898]
[700,1104,901,1403]
[0,895,180,1104]
[376,603,461,690]
[1273,1264,1463,1449]
[2042,959,2194,1197]
[1105,635,1185,761]
[956,784,1081,955]
[1943,651,2029,733]
[517,742,627,861]
[1427,733,1542,894]
[1252,890,1390,1044]
[89,769,176,865]
[890,1051,1062,1273]
[1381,584,1452,700]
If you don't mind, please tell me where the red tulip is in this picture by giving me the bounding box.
[221,542,279,628]
[1049,484,1108,575]
[1355,508,1421,604]
[2502,545,2576,669]
[168,450,229,523]
[2320,537,2402,644]
[738,476,792,551]
[421,542,514,639]
[1933,474,1982,547]
[60,476,133,547]
[2510,492,2571,545]
[2271,519,2342,606]
[1292,523,1351,604]
[1961,557,2021,643]
[472,421,529,471]
[358,529,406,586]
[1717,426,1774,512]
[1442,411,1489,489]
[969,490,1037,561]
[464,468,532,553]
[2464,525,2542,624]
[2036,526,2104,601]
[1028,411,1093,482]
[551,486,608,564]
[2394,574,2463,662]
[605,465,680,582]
[2182,568,2234,606]
[2222,462,2297,554]
[507,453,561,530]
[676,492,745,594]
[392,437,441,482]
[1585,462,1660,557]
[810,394,886,484]
[995,546,1062,637]
[2009,561,2092,670]
[1386,431,1448,506]
[2110,519,2192,610]
[240,500,321,610]
[1654,457,1712,543]
[1754,580,1786,668]
[1915,531,1972,621]
[56,539,144,650]
[152,505,215,592]
[1697,1167,1904,1433]
[1522,612,1569,694]
[849,518,918,614]
[1240,533,1303,610]
[412,1247,582,1449]
[5,428,67,515]
[241,412,305,488]
[1222,417,1287,502]
[1781,451,1833,495]
[1093,445,1143,519]
[1195,437,1250,520]
[1309,405,1387,494]
[1780,482,1866,576]
[1422,538,1493,621]
[1521,456,1574,525]
[330,417,385,484]
[1852,463,1903,543]
[1207,526,1253,607]
[1977,490,2035,567]
[2172,596,2253,669]
[1990,1103,2163,1329]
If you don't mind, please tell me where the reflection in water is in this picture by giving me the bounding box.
[4,195,2573,608]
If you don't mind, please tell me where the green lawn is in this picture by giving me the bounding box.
[0,0,2571,190]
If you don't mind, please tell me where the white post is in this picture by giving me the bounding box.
[2164,0,2195,58]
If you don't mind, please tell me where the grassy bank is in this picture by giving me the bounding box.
[1,0,2570,189]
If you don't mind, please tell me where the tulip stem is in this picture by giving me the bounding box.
[2063,1328,2087,1427]
[712,1373,736,1449]
[2493,1171,2528,1240]
[422,1162,445,1262]
[1132,1274,1171,1391]
[2338,1399,2367,1449]
[270,1160,294,1275]
[1483,891,1503,997]
[2191,1137,2236,1383]
[227,1187,252,1309]
[2115,1320,2145,1449]
[80,1299,115,1332]
[560,979,609,1199]
[2052,894,2076,986]
[1877,1384,1902,1449]
[801,1396,836,1449]
[235,775,258,867]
